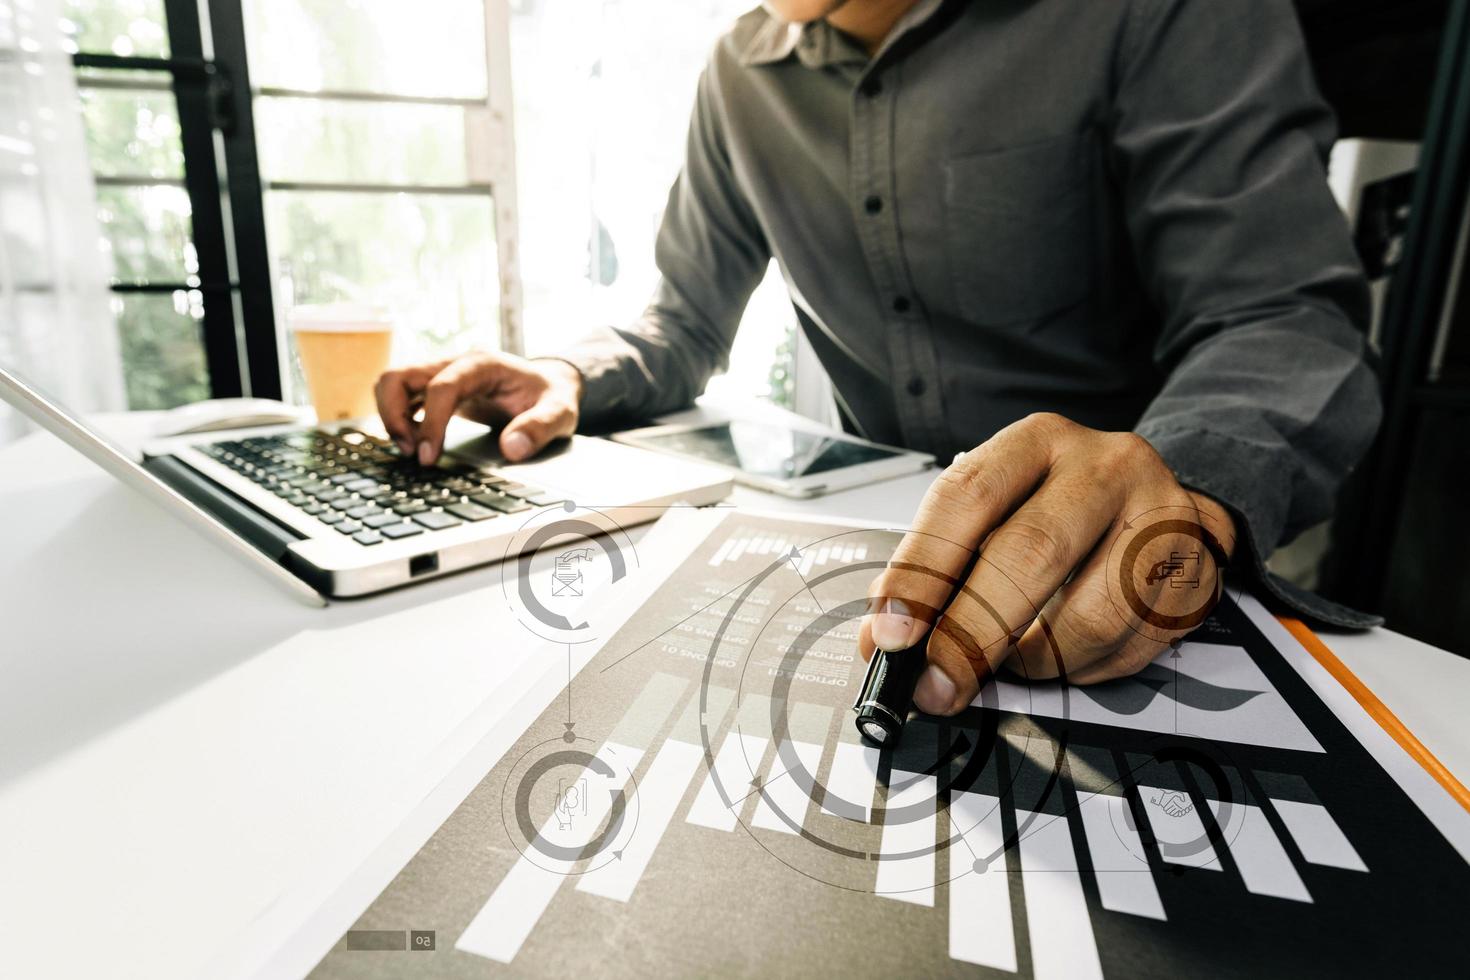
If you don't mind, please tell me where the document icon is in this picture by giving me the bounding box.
[551,548,594,597]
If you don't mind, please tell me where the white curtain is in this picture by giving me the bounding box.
[0,0,124,445]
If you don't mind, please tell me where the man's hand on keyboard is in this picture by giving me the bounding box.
[375,351,583,466]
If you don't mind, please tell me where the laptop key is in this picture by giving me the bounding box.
[302,503,325,516]
[352,530,383,546]
[524,493,564,507]
[330,498,360,511]
[363,513,404,529]
[446,501,496,522]
[318,510,345,524]
[343,478,378,492]
[392,500,429,515]
[336,520,363,534]
[413,510,463,530]
[347,504,383,519]
[379,521,423,539]
[469,491,530,514]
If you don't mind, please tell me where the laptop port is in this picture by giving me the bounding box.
[409,553,439,578]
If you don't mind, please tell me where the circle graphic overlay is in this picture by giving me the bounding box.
[696,527,1074,895]
[500,736,641,875]
[1107,504,1231,640]
[1109,738,1242,869]
[498,503,639,646]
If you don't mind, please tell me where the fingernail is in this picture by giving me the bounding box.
[872,597,918,651]
[503,431,533,461]
[913,664,958,715]
[417,441,435,466]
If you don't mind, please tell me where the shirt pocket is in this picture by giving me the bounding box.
[942,132,1096,325]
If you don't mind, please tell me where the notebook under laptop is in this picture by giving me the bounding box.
[0,365,732,605]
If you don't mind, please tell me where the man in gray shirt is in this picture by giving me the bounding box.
[377,0,1380,714]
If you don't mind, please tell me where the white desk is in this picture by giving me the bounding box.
[1,410,1466,980]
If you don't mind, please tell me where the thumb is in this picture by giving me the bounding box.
[499,397,577,462]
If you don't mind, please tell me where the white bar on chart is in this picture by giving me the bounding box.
[855,544,868,560]
[816,545,831,566]
[752,739,825,834]
[1076,793,1165,920]
[1207,800,1311,902]
[1270,798,1367,871]
[875,772,936,906]
[948,791,1017,971]
[840,543,855,562]
[456,742,645,963]
[577,739,705,902]
[798,550,816,576]
[708,536,735,566]
[1016,809,1104,980]
[768,537,786,556]
[820,741,880,821]
[685,732,769,831]
[1137,785,1221,870]
[728,536,748,562]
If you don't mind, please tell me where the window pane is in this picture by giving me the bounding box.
[78,86,184,179]
[265,190,499,399]
[243,0,487,99]
[61,0,170,57]
[254,98,469,185]
[113,291,210,409]
[96,184,194,283]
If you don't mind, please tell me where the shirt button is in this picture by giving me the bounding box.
[906,376,926,397]
[861,77,882,98]
[864,195,883,214]
[892,295,911,313]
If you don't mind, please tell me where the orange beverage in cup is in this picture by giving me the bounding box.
[289,304,394,422]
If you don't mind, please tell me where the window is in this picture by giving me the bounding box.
[241,0,518,405]
[64,0,515,409]
[510,0,799,408]
[65,2,211,408]
[62,0,794,412]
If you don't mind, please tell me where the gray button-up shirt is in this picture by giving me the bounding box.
[559,0,1382,626]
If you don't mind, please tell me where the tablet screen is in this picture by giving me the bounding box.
[627,421,902,479]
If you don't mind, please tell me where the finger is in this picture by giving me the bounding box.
[417,356,507,464]
[1007,520,1137,682]
[866,415,1062,655]
[1013,491,1217,683]
[374,361,446,454]
[921,470,1120,704]
[1064,631,1172,685]
[498,396,577,462]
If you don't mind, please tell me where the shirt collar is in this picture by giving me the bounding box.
[739,0,952,70]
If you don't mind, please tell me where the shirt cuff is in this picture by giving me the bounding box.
[1137,424,1383,630]
[537,333,636,427]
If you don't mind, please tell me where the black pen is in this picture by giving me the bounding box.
[853,549,979,747]
[852,629,932,747]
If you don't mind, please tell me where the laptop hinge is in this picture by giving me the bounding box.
[143,455,303,563]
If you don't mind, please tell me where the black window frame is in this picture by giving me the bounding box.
[73,0,281,400]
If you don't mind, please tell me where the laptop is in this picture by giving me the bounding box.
[0,365,732,605]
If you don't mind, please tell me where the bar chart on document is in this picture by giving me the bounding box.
[311,514,1470,978]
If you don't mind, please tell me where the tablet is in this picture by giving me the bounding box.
[612,420,933,498]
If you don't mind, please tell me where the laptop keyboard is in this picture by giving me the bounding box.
[197,428,563,546]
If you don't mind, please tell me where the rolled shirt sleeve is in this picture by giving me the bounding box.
[1113,0,1383,625]
[555,56,771,426]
